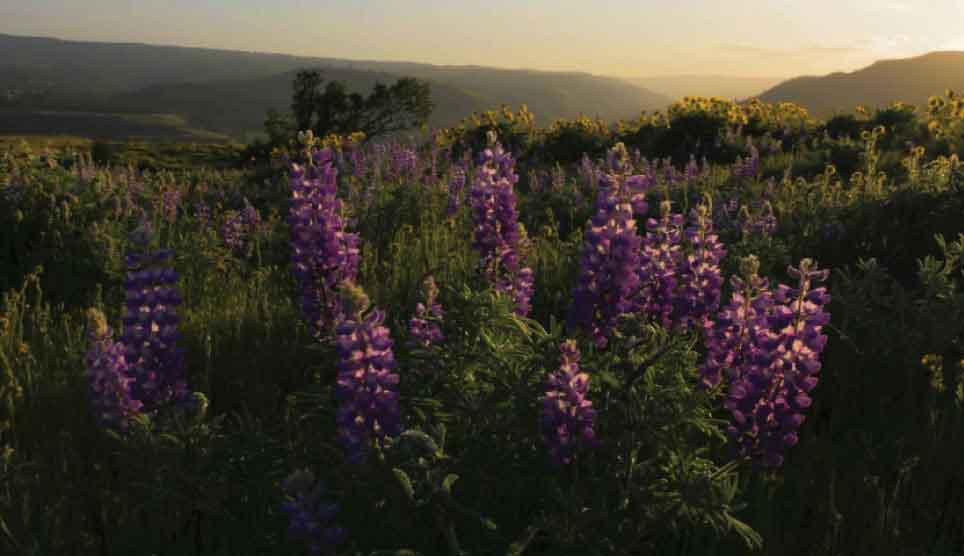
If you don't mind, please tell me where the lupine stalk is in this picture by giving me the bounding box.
[542,340,597,465]
[469,134,534,316]
[698,256,772,391]
[639,200,684,330]
[567,167,651,348]
[706,257,831,469]
[221,210,245,253]
[289,148,361,334]
[334,283,402,463]
[739,200,778,239]
[733,144,761,179]
[408,276,444,349]
[676,203,726,331]
[85,308,143,431]
[222,201,264,257]
[120,222,189,413]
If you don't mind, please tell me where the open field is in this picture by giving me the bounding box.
[1,96,963,555]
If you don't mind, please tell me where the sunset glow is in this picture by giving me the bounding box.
[3,0,962,77]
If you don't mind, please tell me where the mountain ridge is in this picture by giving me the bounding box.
[759,51,964,116]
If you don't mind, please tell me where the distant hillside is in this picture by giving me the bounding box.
[759,51,964,116]
[0,33,672,139]
[627,75,783,101]
[0,109,231,142]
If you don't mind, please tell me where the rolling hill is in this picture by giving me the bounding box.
[759,51,964,116]
[0,33,672,139]
[627,75,783,101]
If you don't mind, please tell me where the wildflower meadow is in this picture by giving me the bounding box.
[1,97,963,555]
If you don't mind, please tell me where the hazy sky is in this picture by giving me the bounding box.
[3,0,963,78]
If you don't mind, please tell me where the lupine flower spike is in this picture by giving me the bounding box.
[704,256,831,469]
[469,132,534,316]
[121,221,189,413]
[568,146,652,348]
[85,308,143,431]
[639,200,684,330]
[289,148,361,334]
[408,275,444,349]
[334,282,402,463]
[676,202,726,332]
[542,340,597,465]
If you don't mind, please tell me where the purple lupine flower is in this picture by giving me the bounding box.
[387,143,418,182]
[334,283,402,463]
[740,259,830,468]
[85,308,143,431]
[685,155,700,181]
[542,340,597,466]
[698,256,772,391]
[221,210,245,253]
[469,134,534,316]
[711,257,831,469]
[408,276,445,349]
[281,469,346,556]
[289,148,361,334]
[639,200,684,330]
[222,200,264,257]
[120,222,189,413]
[739,201,778,239]
[606,142,631,174]
[567,169,651,348]
[660,158,680,187]
[675,203,726,331]
[500,267,535,317]
[733,144,760,179]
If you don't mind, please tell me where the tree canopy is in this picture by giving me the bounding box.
[285,69,433,140]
